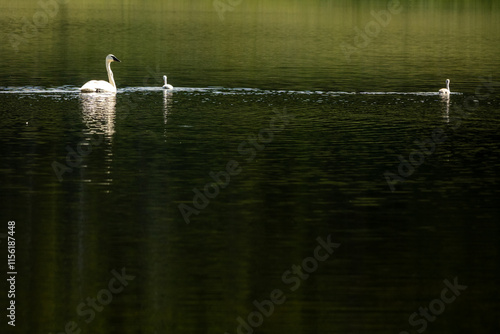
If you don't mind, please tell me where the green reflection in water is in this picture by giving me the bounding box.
[1,0,499,91]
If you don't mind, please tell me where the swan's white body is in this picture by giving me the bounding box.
[162,75,173,90]
[439,79,451,96]
[81,54,121,93]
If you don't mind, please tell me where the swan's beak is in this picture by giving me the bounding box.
[112,56,121,62]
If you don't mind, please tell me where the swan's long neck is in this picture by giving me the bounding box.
[106,60,116,88]
[164,76,167,86]
[447,81,450,92]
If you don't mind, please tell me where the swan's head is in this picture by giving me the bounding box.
[445,79,450,85]
[106,54,121,63]
[163,75,167,82]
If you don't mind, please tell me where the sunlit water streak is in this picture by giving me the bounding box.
[0,85,464,97]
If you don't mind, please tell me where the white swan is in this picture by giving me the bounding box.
[80,54,121,93]
[162,75,173,90]
[438,79,451,96]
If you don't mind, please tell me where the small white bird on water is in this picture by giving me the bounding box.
[80,54,121,93]
[162,75,173,90]
[439,79,451,96]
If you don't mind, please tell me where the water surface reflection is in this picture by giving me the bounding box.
[80,93,117,138]
[79,93,116,188]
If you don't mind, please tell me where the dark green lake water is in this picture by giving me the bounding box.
[1,1,499,333]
